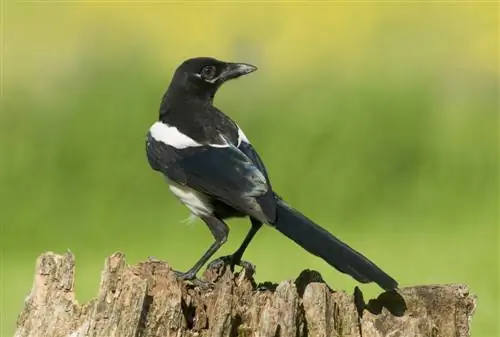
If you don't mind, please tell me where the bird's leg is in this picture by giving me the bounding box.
[207,220,262,274]
[173,215,229,286]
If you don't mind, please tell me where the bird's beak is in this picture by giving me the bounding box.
[220,62,257,82]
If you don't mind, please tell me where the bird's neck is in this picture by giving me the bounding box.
[159,85,215,121]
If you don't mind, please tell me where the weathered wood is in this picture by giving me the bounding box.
[14,252,477,337]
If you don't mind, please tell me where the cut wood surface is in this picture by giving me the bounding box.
[14,252,476,337]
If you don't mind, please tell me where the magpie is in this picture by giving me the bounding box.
[145,57,398,291]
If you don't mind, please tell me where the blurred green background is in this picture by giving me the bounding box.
[1,2,498,337]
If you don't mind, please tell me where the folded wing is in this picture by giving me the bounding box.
[146,132,275,223]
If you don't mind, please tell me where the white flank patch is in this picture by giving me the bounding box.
[150,121,230,149]
[180,214,198,227]
[237,126,250,146]
[167,180,213,217]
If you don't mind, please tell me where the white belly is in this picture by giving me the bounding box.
[167,180,213,217]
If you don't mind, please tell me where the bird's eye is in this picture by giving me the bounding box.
[200,66,217,81]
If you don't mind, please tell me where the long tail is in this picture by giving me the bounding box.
[272,195,398,291]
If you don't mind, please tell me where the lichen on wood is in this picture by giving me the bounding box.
[14,252,476,337]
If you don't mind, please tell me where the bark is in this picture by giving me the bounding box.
[14,251,477,337]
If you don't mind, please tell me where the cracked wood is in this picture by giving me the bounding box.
[14,252,477,337]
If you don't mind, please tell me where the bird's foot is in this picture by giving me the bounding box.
[173,270,213,289]
[206,255,256,275]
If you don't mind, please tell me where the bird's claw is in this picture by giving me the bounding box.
[206,256,230,270]
[207,255,256,275]
[172,270,214,289]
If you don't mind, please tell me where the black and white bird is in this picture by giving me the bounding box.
[145,57,398,290]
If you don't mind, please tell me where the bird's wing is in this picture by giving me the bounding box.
[237,138,277,223]
[146,132,275,223]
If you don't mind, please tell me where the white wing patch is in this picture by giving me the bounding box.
[149,121,229,149]
[150,121,201,149]
[237,126,250,146]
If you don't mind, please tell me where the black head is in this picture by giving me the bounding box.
[168,57,257,100]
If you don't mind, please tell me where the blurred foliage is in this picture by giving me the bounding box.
[1,2,498,337]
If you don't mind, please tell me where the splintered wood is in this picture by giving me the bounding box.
[14,252,476,337]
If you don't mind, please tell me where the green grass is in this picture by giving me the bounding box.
[1,53,498,337]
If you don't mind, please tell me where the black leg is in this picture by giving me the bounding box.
[207,219,263,272]
[232,219,262,263]
[174,215,229,281]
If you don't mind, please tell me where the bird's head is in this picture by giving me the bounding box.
[169,57,257,100]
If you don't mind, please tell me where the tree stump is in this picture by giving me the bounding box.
[14,251,476,337]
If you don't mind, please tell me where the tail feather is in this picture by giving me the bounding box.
[272,196,398,291]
